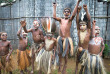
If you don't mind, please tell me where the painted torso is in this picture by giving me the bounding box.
[60,19,72,37]
[18,38,27,51]
[89,37,102,45]
[78,29,91,50]
[0,41,10,56]
[88,37,103,54]
[32,29,44,43]
[45,39,54,51]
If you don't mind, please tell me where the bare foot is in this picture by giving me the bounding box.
[58,66,62,72]
[62,66,67,74]
[30,71,34,74]
[20,70,24,74]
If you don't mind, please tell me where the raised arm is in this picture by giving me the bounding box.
[53,3,61,22]
[17,26,22,39]
[70,0,81,21]
[92,20,96,38]
[76,6,82,30]
[20,20,32,33]
[83,5,91,29]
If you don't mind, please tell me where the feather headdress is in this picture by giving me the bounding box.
[41,18,56,34]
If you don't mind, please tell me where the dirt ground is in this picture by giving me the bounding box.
[3,51,110,74]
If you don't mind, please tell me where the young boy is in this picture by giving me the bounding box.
[21,20,44,73]
[75,5,91,74]
[0,32,13,74]
[17,24,31,74]
[53,0,81,73]
[36,18,57,74]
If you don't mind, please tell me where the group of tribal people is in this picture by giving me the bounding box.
[0,0,106,74]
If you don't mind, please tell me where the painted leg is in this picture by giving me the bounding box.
[58,54,62,72]
[75,51,80,74]
[58,44,62,72]
[25,68,29,73]
[75,61,79,74]
[62,44,70,74]
[62,55,67,74]
[79,66,84,74]
[9,71,12,74]
[0,69,1,74]
[38,70,42,74]
[31,49,35,74]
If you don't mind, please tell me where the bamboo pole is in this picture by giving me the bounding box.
[0,16,110,20]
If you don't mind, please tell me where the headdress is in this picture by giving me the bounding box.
[79,12,88,24]
[41,18,56,36]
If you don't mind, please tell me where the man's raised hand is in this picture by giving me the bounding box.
[20,20,26,27]
[92,20,96,25]
[83,4,87,11]
[53,2,57,7]
[78,6,82,13]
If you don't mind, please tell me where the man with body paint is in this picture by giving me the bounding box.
[35,18,57,74]
[53,0,81,74]
[77,20,106,74]
[75,5,91,74]
[88,20,105,56]
[21,20,44,74]
[0,32,14,74]
[17,23,31,74]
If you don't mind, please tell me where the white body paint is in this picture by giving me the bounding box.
[80,30,87,43]
[45,39,54,50]
[89,37,103,45]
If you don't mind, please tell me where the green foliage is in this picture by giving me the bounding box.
[0,0,14,4]
[103,44,109,56]
[67,68,73,74]
[26,42,31,50]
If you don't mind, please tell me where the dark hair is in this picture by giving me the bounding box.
[63,8,71,14]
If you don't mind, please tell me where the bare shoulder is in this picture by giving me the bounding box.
[69,18,72,22]
[39,29,43,33]
[99,37,103,41]
[7,41,11,44]
[52,37,57,41]
[44,36,47,39]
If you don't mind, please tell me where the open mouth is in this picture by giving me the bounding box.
[3,38,6,40]
[65,15,68,16]
[96,33,99,34]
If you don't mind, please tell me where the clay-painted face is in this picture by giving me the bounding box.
[95,26,100,36]
[23,33,27,38]
[47,34,52,40]
[33,21,39,29]
[79,21,87,31]
[1,33,7,41]
[63,9,71,19]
